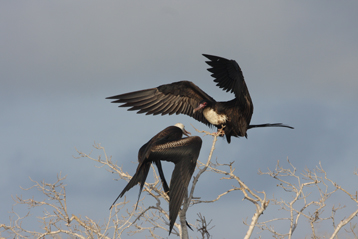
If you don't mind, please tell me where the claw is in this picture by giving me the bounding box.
[216,125,225,136]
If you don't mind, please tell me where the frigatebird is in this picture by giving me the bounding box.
[110,123,202,234]
[107,54,293,143]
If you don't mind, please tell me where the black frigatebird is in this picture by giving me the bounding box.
[110,123,202,234]
[107,54,293,143]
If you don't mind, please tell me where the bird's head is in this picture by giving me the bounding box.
[193,100,209,113]
[174,123,191,136]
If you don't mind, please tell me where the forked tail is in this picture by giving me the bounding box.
[248,123,294,130]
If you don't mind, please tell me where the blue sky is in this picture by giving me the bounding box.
[1,1,358,238]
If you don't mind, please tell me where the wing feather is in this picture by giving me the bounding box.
[150,136,202,233]
[203,54,253,110]
[106,81,215,126]
[146,101,165,115]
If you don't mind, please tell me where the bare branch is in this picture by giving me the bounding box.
[3,137,357,239]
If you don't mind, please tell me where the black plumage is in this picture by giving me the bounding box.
[107,54,293,143]
[110,123,202,234]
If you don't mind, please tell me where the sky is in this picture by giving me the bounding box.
[1,1,358,238]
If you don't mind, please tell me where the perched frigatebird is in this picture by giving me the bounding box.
[110,123,202,234]
[107,54,293,143]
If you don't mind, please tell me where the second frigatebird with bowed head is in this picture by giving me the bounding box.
[110,123,202,234]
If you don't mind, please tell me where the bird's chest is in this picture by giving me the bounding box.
[203,108,228,125]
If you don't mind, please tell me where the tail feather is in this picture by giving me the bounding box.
[135,163,151,209]
[109,163,151,210]
[154,161,170,194]
[248,123,294,130]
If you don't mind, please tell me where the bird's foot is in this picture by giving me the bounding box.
[216,126,225,136]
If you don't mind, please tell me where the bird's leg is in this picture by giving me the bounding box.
[191,124,224,137]
[216,125,226,136]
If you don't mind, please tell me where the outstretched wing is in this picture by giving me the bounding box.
[150,136,202,234]
[203,54,253,111]
[106,81,215,126]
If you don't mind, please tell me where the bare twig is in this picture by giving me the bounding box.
[2,139,357,239]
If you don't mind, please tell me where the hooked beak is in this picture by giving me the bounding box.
[193,103,206,113]
[183,128,191,137]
